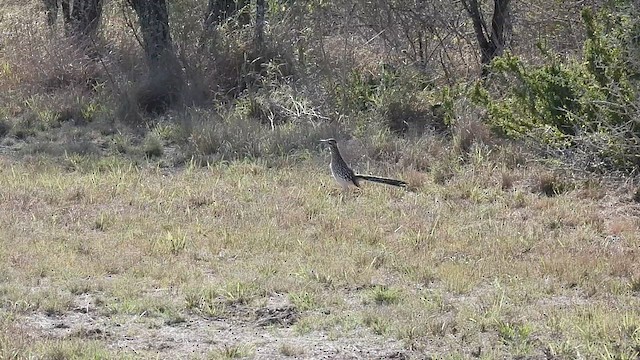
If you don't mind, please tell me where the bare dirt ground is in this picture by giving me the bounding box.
[18,292,409,359]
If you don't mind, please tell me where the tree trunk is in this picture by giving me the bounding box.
[255,0,267,47]
[462,0,511,76]
[129,0,174,67]
[129,0,184,113]
[204,0,250,30]
[238,0,250,27]
[204,0,235,29]
[42,0,58,27]
[42,0,103,42]
[67,0,103,39]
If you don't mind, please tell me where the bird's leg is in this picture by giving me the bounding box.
[339,184,348,202]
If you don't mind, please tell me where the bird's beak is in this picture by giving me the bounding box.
[319,139,328,143]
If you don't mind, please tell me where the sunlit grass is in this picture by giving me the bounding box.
[0,150,639,358]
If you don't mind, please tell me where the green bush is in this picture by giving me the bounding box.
[333,65,446,135]
[473,5,640,172]
[334,67,396,113]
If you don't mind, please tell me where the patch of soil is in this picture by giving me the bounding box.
[18,293,410,359]
[255,306,299,327]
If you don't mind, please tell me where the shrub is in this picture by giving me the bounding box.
[334,65,447,135]
[473,5,640,173]
[143,134,164,158]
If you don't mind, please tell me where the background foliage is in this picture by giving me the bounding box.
[0,0,638,171]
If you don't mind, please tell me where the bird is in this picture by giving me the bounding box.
[320,138,407,191]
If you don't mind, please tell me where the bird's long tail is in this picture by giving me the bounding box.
[355,174,407,188]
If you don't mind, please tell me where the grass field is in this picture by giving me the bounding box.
[1,0,639,358]
[0,143,639,359]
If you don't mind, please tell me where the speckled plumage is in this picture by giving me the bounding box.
[320,138,407,191]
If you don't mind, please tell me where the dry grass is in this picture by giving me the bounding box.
[1,2,639,359]
[0,146,638,359]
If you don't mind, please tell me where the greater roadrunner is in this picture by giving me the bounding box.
[320,138,407,190]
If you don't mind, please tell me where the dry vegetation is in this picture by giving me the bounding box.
[1,146,639,359]
[1,0,640,359]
